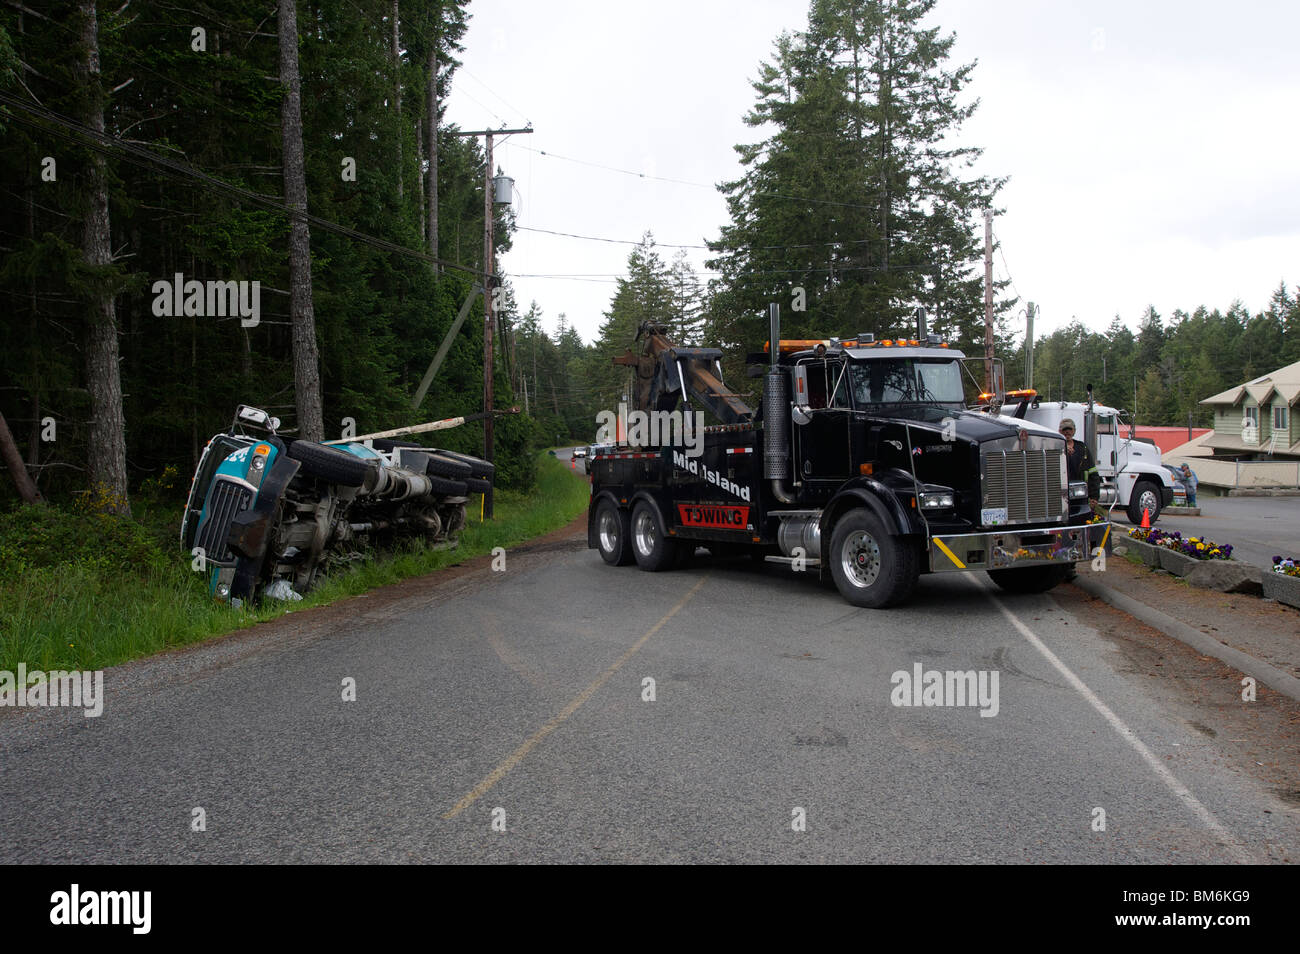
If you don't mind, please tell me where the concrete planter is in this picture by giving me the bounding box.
[1125,537,1163,567]
[1262,572,1300,610]
[1157,546,1199,577]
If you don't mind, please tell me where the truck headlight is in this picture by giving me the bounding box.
[1069,482,1088,500]
[920,491,955,510]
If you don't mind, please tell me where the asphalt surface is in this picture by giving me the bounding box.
[2,518,1295,863]
[1118,495,1300,570]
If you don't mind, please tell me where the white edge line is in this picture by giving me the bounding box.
[987,589,1254,864]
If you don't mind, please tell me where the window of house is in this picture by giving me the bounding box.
[1276,405,1290,430]
[1244,406,1258,425]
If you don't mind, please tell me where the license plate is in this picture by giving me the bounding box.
[981,507,1008,526]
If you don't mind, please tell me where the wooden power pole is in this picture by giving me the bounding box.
[452,125,532,518]
[983,208,994,395]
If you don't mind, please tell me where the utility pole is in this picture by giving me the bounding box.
[983,209,994,394]
[451,125,532,518]
[1024,301,1035,392]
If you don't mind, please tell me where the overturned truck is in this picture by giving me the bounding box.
[588,307,1110,608]
[181,405,494,604]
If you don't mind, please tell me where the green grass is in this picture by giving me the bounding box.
[0,453,590,673]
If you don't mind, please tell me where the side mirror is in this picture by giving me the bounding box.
[792,365,809,406]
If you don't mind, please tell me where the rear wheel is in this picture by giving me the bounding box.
[425,453,473,480]
[631,500,679,571]
[286,440,372,488]
[433,449,494,480]
[1126,480,1162,524]
[986,564,1072,593]
[595,499,633,566]
[827,508,918,608]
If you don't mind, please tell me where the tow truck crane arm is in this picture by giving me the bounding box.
[613,321,754,425]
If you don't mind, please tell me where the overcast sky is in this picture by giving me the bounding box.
[441,0,1300,345]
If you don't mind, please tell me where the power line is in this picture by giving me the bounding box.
[458,67,531,126]
[516,223,891,253]
[514,142,981,213]
[0,91,487,282]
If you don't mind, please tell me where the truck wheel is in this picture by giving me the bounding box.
[425,453,473,479]
[1126,480,1162,524]
[433,449,494,480]
[631,500,679,572]
[286,440,372,488]
[986,564,1071,593]
[595,499,633,566]
[828,508,918,608]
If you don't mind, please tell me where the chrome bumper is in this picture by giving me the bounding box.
[929,521,1112,573]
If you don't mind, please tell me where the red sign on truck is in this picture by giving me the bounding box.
[677,503,750,530]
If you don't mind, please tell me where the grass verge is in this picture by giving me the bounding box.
[0,452,589,673]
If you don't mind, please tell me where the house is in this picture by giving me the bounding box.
[1199,359,1300,460]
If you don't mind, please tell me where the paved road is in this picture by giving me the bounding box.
[2,528,1294,863]
[1116,495,1300,570]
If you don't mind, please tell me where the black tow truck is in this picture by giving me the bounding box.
[587,306,1110,608]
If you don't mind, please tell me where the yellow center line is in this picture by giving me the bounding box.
[442,575,710,820]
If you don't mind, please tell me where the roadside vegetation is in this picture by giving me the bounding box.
[0,452,588,674]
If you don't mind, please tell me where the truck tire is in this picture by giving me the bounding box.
[1126,480,1162,525]
[433,449,494,480]
[595,499,633,566]
[986,564,1072,593]
[427,475,469,496]
[631,500,679,572]
[463,476,492,495]
[827,508,919,608]
[425,453,473,479]
[286,440,372,488]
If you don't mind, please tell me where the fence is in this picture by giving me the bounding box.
[1166,456,1300,489]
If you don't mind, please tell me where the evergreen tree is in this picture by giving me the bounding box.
[707,0,1005,353]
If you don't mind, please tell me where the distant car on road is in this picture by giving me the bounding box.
[572,446,588,459]
[1162,464,1189,507]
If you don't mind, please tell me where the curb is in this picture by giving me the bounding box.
[1072,575,1300,704]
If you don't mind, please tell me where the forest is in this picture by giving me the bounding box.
[2,0,1298,518]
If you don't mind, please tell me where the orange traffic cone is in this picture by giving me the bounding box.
[1140,507,1151,529]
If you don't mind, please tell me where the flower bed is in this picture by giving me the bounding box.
[1126,527,1233,561]
[1272,556,1300,578]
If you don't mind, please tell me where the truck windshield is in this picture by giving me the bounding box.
[846,359,965,406]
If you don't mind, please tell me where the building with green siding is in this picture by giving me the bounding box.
[1199,359,1300,461]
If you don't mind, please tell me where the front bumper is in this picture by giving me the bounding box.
[929,520,1111,573]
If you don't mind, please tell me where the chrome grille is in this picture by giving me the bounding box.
[196,478,254,563]
[982,449,1064,525]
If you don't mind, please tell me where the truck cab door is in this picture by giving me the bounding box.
[794,358,852,482]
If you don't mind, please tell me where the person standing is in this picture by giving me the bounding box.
[1060,418,1100,503]
[1180,463,1198,506]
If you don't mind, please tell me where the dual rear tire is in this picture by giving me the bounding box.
[595,498,685,572]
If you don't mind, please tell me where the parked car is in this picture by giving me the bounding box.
[1162,464,1189,507]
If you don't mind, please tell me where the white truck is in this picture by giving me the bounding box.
[984,390,1177,524]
